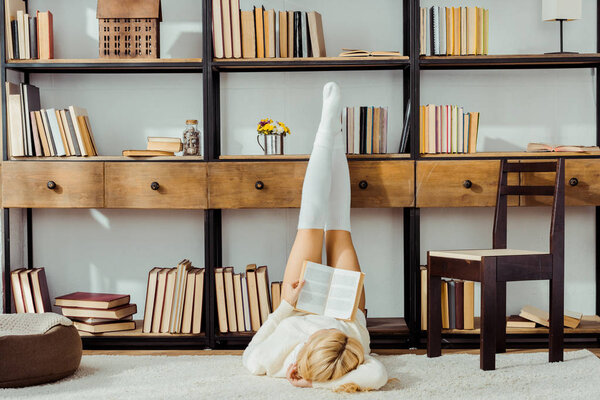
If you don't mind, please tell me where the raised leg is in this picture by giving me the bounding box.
[496,281,506,353]
[549,258,564,362]
[427,255,442,358]
[325,230,365,312]
[480,257,497,371]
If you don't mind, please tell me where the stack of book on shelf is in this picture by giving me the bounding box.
[142,260,205,334]
[518,305,583,329]
[215,264,282,333]
[420,266,475,330]
[420,104,479,154]
[420,6,489,56]
[5,82,98,157]
[342,106,389,155]
[213,0,326,59]
[55,292,137,333]
[10,267,51,313]
[123,137,183,157]
[4,0,54,60]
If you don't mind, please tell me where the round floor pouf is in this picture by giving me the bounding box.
[0,314,82,388]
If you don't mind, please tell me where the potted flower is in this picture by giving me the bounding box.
[256,118,291,155]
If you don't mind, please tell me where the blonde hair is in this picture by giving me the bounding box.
[296,329,364,384]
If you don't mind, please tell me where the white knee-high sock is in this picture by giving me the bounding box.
[325,133,351,232]
[298,82,342,230]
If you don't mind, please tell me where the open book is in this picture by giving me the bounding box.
[527,143,600,153]
[339,48,402,57]
[295,261,365,321]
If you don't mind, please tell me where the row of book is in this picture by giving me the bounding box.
[10,268,52,313]
[420,6,489,56]
[55,292,137,334]
[342,106,389,155]
[6,83,98,157]
[4,0,54,60]
[420,104,480,154]
[142,260,205,334]
[420,267,475,330]
[213,0,326,59]
[215,264,281,333]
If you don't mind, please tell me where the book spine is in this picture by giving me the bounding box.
[359,106,366,154]
[448,280,455,330]
[455,281,464,330]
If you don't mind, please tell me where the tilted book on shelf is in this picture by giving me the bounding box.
[527,143,600,153]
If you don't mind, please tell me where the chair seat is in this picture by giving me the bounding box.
[429,249,548,261]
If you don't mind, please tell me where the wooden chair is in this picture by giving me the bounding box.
[426,159,565,370]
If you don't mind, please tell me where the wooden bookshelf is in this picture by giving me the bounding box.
[420,53,600,69]
[439,315,600,335]
[77,320,205,337]
[9,156,204,162]
[218,153,411,161]
[212,56,409,71]
[5,58,203,73]
[419,152,600,159]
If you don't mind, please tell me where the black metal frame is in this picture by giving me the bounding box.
[1,0,599,350]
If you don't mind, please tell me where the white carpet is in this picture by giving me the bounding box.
[2,350,599,399]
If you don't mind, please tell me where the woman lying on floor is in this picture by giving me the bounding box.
[242,82,388,392]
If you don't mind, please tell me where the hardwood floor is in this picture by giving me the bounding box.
[83,348,600,358]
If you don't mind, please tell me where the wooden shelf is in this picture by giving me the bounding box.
[212,56,409,72]
[4,58,203,73]
[437,315,600,335]
[8,156,204,162]
[77,320,206,337]
[419,151,600,160]
[420,53,600,70]
[218,153,411,161]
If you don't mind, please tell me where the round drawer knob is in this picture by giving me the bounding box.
[255,181,264,190]
[358,180,368,190]
[150,182,160,191]
[569,177,578,187]
[463,180,472,189]
[47,181,56,190]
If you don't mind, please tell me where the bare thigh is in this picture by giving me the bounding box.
[325,230,366,313]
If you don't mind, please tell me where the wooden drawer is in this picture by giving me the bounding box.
[209,162,305,208]
[521,159,600,206]
[105,162,207,209]
[349,161,414,207]
[209,160,414,209]
[2,162,104,208]
[417,160,518,207]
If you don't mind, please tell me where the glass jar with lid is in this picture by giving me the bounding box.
[182,119,202,156]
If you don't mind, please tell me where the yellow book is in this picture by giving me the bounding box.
[441,280,449,329]
[476,7,484,55]
[446,7,453,56]
[463,281,475,329]
[467,7,477,55]
[483,9,489,55]
[420,266,427,330]
[453,7,460,56]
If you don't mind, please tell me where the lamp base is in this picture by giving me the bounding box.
[544,51,579,54]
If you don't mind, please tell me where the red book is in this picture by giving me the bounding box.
[60,303,137,320]
[455,280,464,330]
[55,292,130,309]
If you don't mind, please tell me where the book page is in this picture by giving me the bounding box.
[323,269,362,320]
[295,261,333,315]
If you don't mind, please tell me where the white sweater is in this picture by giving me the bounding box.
[242,300,388,391]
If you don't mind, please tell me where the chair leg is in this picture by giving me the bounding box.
[549,260,564,362]
[496,281,506,353]
[480,257,497,371]
[427,273,442,358]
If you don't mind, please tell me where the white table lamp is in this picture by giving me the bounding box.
[542,0,582,53]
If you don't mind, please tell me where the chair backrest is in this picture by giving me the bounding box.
[493,159,565,257]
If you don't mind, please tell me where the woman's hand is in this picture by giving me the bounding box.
[286,363,312,388]
[281,280,305,307]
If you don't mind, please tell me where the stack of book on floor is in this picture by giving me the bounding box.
[420,104,479,154]
[420,266,475,330]
[55,292,137,333]
[10,267,51,313]
[142,260,205,334]
[342,106,389,154]
[4,0,54,60]
[5,82,98,157]
[420,6,489,56]
[518,305,583,329]
[215,264,282,333]
[122,137,183,157]
[213,1,326,59]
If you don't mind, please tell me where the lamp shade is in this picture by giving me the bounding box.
[542,0,582,21]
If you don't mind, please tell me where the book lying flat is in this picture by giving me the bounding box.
[339,49,402,57]
[527,143,600,153]
[519,305,583,329]
[122,150,175,157]
[55,292,130,309]
[506,315,536,328]
[295,261,364,321]
[73,320,136,333]
[61,303,137,320]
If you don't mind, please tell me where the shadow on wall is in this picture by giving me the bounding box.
[167,32,203,59]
